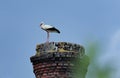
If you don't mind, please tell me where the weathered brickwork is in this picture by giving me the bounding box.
[30,42,89,78]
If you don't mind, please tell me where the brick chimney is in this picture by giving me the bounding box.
[30,42,89,78]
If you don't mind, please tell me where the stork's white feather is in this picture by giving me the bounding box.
[41,24,54,30]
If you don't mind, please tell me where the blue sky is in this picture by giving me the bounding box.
[0,0,120,78]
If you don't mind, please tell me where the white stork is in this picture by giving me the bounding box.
[40,22,60,42]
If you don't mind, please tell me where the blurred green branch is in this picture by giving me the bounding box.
[72,42,113,78]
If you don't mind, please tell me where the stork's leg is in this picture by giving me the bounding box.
[47,32,49,43]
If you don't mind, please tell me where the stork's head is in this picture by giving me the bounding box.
[40,22,44,27]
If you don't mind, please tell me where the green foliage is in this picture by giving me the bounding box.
[72,42,113,78]
[86,42,113,78]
